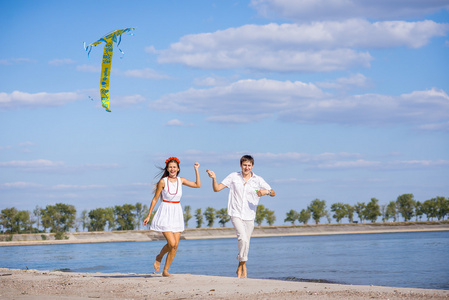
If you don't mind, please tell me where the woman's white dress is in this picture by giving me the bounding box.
[150,177,184,233]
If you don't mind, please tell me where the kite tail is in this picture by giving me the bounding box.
[100,41,114,112]
[84,42,94,59]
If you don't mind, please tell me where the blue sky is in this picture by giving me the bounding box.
[1,0,448,226]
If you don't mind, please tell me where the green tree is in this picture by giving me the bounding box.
[396,194,416,221]
[422,199,437,220]
[41,203,76,233]
[325,211,332,223]
[298,208,311,224]
[33,205,42,232]
[284,209,299,224]
[265,209,276,226]
[183,205,192,228]
[80,210,89,232]
[386,201,398,222]
[308,199,327,224]
[354,202,367,223]
[88,208,108,231]
[255,205,267,226]
[330,202,347,223]
[14,210,32,233]
[1,209,31,234]
[365,198,381,223]
[114,204,136,230]
[415,201,424,221]
[195,208,203,228]
[204,207,216,228]
[105,207,115,230]
[0,207,18,233]
[216,208,231,227]
[345,204,354,223]
[135,202,147,230]
[435,196,448,220]
[380,204,387,222]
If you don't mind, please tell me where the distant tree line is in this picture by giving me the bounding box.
[1,194,448,235]
[284,195,449,225]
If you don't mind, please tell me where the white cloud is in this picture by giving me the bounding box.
[51,184,106,190]
[193,75,233,87]
[250,0,449,21]
[150,78,449,128]
[417,121,449,131]
[316,73,371,90]
[151,78,327,122]
[315,159,449,170]
[153,150,449,171]
[316,159,382,169]
[254,152,363,164]
[165,119,193,127]
[272,178,324,184]
[0,159,120,173]
[18,141,35,147]
[0,159,64,168]
[282,87,449,127]
[48,58,76,66]
[76,64,101,72]
[0,91,82,110]
[156,150,362,166]
[0,182,42,190]
[156,20,447,72]
[0,142,35,152]
[145,46,158,54]
[113,94,147,107]
[0,58,35,65]
[124,68,171,80]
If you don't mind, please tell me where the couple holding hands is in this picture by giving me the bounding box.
[142,155,275,278]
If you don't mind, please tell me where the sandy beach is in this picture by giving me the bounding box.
[1,268,448,300]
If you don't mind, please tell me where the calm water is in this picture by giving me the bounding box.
[1,231,448,290]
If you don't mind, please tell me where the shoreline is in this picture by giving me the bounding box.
[1,268,448,299]
[1,221,448,247]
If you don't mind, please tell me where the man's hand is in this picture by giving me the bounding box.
[206,170,216,179]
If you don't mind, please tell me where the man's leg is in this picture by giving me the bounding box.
[231,217,254,277]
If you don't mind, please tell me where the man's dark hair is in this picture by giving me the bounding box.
[240,155,254,166]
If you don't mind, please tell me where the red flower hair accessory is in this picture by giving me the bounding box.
[165,157,180,164]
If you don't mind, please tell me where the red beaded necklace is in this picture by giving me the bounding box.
[167,177,178,195]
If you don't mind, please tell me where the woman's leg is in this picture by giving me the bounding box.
[161,231,181,277]
[154,243,170,272]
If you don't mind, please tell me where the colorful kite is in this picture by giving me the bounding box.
[84,27,135,112]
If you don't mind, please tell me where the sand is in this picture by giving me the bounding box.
[1,268,448,300]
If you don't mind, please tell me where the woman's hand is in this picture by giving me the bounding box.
[194,162,200,169]
[143,216,150,226]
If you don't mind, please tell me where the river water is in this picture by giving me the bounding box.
[1,231,448,290]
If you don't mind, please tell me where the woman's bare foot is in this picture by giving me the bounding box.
[162,271,173,277]
[154,254,163,272]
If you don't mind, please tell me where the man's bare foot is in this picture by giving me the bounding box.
[162,271,173,277]
[242,263,247,278]
[236,265,242,278]
[237,262,246,278]
[154,254,162,272]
